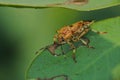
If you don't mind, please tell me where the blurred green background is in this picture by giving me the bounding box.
[0,5,120,80]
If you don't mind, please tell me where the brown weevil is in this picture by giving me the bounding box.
[36,21,107,63]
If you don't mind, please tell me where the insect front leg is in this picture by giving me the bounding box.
[67,41,77,63]
[91,29,107,34]
[80,37,95,49]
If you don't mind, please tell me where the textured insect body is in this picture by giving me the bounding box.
[54,21,93,45]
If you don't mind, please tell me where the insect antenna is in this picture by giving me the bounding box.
[35,46,48,54]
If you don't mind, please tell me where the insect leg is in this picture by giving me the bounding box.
[91,29,107,34]
[61,45,65,55]
[67,41,77,63]
[72,48,77,63]
[80,37,95,49]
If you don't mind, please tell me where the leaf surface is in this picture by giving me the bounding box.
[0,0,119,11]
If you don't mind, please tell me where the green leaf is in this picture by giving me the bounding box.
[0,0,119,11]
[112,64,120,80]
[26,17,120,80]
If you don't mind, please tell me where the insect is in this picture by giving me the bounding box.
[36,21,106,63]
[37,75,68,80]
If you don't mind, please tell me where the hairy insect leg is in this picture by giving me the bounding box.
[80,37,95,49]
[91,29,107,34]
[67,41,77,63]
